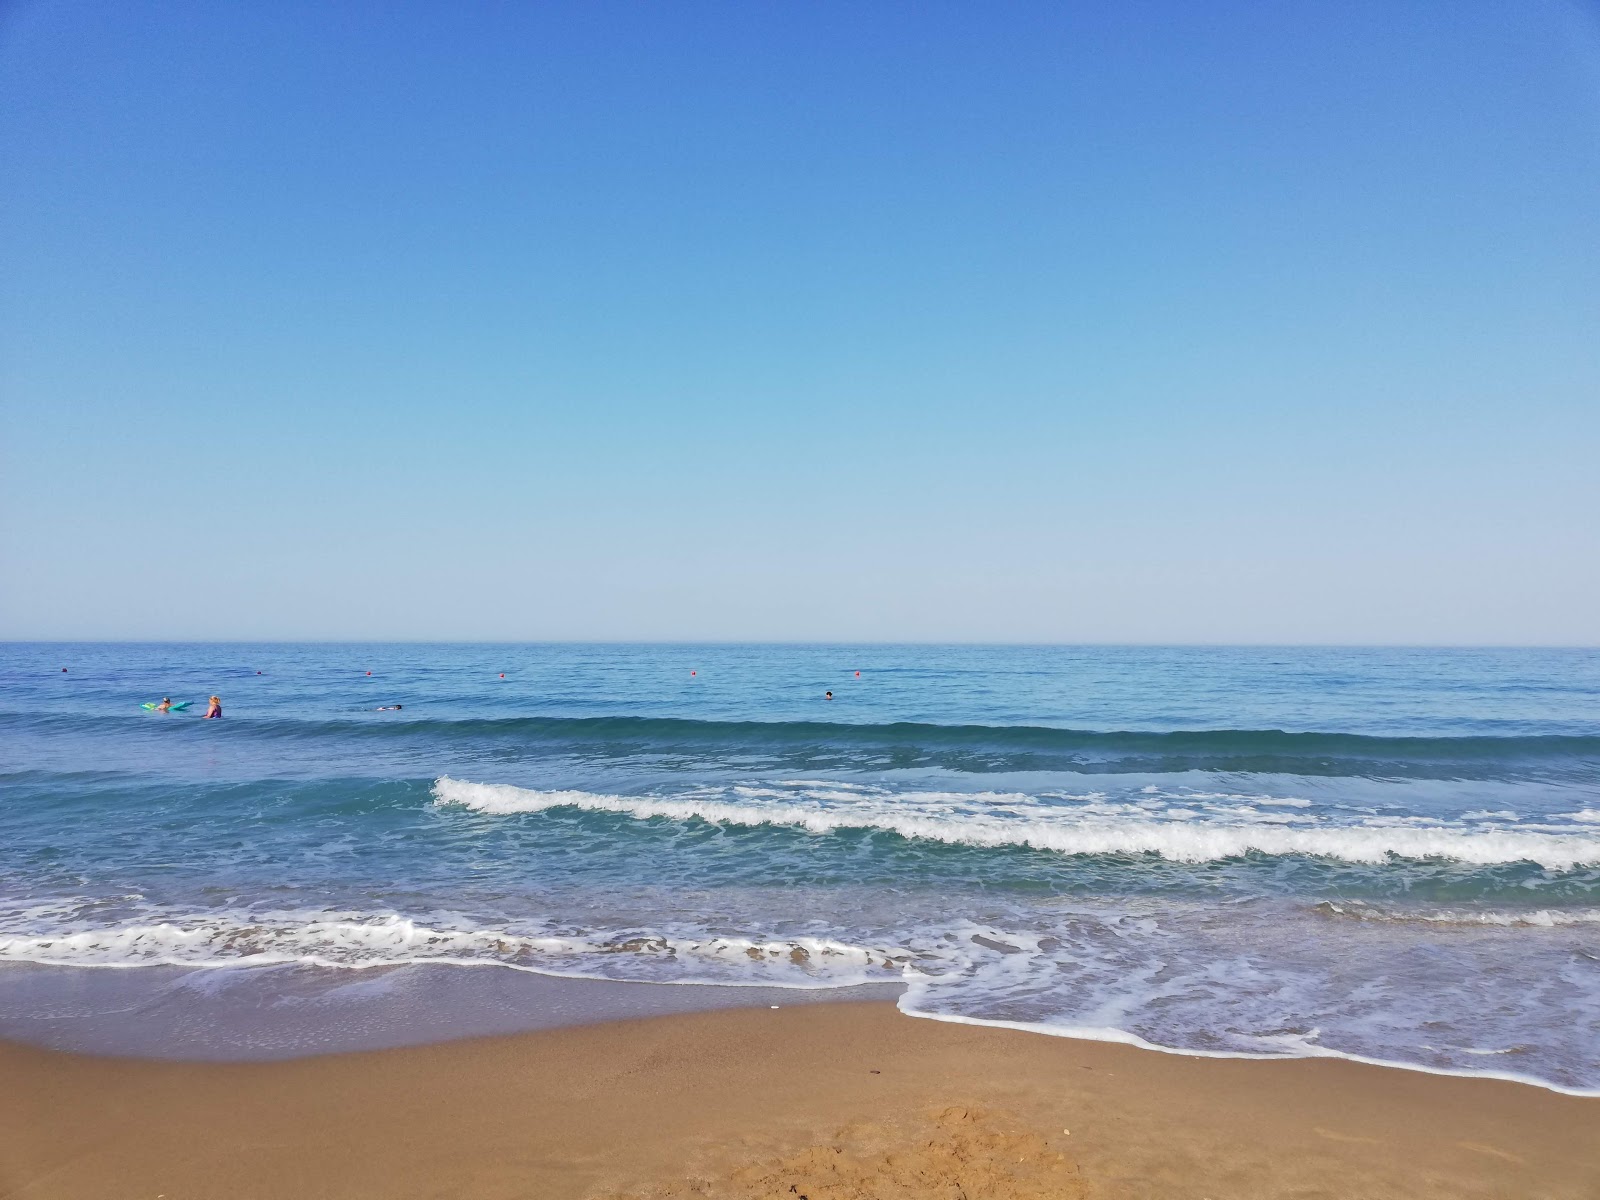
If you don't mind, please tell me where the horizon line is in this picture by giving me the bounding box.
[2,639,1596,650]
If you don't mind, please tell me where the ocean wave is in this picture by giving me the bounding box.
[432,777,1600,869]
[12,711,1599,778]
[283,715,1600,759]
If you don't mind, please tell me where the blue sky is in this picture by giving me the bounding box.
[2,1,1597,642]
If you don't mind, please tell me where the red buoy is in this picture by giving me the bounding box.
[690,670,697,676]
[499,673,505,679]
[366,671,372,676]
[855,671,861,677]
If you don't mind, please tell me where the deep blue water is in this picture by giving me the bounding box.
[2,643,1598,1089]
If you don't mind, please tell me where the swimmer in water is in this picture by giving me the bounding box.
[204,695,222,719]
[155,697,172,712]
[824,691,833,701]
[376,704,403,711]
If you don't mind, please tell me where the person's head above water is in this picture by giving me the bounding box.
[824,691,833,700]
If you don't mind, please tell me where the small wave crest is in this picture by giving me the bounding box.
[432,777,1600,869]
[1313,902,1600,927]
[0,914,901,984]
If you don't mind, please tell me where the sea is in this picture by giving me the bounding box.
[2,643,1597,1092]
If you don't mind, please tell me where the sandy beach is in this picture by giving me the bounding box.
[4,1000,1596,1199]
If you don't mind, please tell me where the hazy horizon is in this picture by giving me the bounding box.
[3,2,1597,643]
[5,638,1597,650]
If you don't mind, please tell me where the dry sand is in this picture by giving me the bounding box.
[3,1001,1596,1199]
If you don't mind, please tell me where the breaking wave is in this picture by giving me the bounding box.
[432,777,1600,869]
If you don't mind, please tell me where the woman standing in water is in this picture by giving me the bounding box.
[203,695,222,719]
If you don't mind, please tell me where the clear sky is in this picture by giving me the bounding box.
[2,1,1597,643]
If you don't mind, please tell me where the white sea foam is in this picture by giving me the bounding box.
[0,914,899,982]
[431,777,1600,869]
[1315,902,1600,927]
[896,1005,1600,1098]
[1175,791,1314,807]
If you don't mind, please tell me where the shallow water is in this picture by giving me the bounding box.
[2,643,1597,1089]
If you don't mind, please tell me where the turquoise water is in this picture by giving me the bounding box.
[2,643,1598,1089]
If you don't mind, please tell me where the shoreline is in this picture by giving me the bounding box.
[901,1004,1600,1100]
[2,958,1594,1099]
[0,959,904,1061]
[6,1000,1597,1199]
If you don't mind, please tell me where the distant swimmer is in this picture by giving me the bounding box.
[824,691,833,701]
[156,697,172,713]
[376,704,403,711]
[204,695,222,719]
[61,667,67,673]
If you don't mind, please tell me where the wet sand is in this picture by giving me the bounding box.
[0,960,904,1060]
[4,1001,1597,1199]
